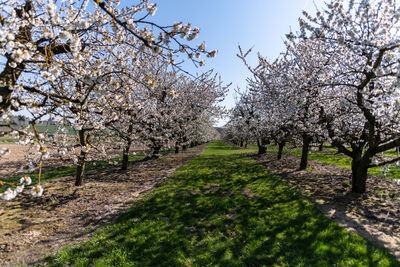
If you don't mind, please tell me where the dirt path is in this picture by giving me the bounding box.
[252,152,400,260]
[0,145,206,266]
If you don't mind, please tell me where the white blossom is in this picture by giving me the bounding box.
[30,185,44,197]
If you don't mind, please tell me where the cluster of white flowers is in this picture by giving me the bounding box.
[0,175,42,201]
[20,175,32,185]
[81,145,91,153]
[19,162,35,173]
[146,3,157,16]
[30,185,44,197]
[0,188,17,201]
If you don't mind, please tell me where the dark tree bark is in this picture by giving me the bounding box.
[240,139,244,147]
[350,148,370,193]
[182,136,188,151]
[257,138,267,155]
[175,146,180,154]
[121,124,134,170]
[351,159,369,193]
[75,162,85,186]
[299,134,312,170]
[75,129,87,186]
[277,141,286,160]
[121,139,132,170]
[1,1,32,112]
[151,146,162,158]
[318,142,324,151]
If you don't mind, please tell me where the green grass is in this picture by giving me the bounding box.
[0,124,78,135]
[28,124,77,135]
[0,153,145,191]
[0,136,18,144]
[268,146,400,179]
[43,141,398,266]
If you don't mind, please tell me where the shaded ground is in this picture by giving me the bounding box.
[253,151,400,260]
[0,145,206,266]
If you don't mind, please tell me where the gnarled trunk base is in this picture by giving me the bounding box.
[257,139,267,155]
[299,135,311,170]
[351,158,369,193]
[277,142,285,160]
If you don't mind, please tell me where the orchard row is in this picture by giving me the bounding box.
[225,0,400,194]
[0,0,227,200]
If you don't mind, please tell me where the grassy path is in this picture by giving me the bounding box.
[45,141,398,266]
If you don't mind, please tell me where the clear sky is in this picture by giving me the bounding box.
[144,0,325,126]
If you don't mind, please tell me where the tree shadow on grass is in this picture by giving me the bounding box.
[254,150,400,259]
[41,143,399,266]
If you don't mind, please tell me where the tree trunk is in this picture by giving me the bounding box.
[121,139,132,170]
[75,129,87,186]
[75,162,85,186]
[299,134,311,170]
[292,140,297,148]
[152,146,161,158]
[182,136,188,151]
[277,141,285,160]
[175,146,180,154]
[257,139,266,155]
[351,154,370,193]
[240,139,244,147]
[244,139,248,148]
[318,142,323,151]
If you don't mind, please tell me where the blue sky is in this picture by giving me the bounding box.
[145,0,325,126]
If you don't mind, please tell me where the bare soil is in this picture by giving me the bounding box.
[0,145,206,266]
[0,144,31,177]
[252,151,400,260]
